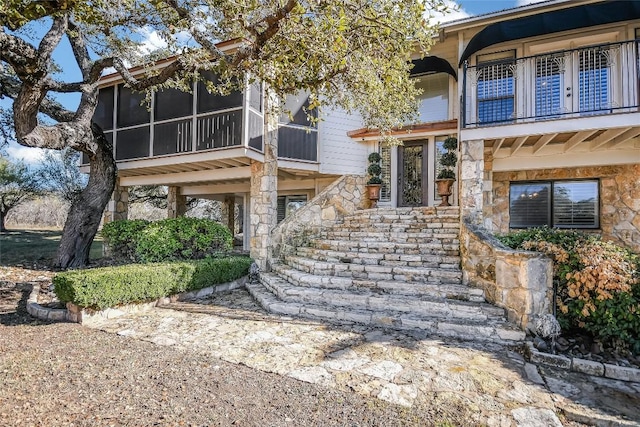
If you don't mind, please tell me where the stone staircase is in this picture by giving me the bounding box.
[247,206,525,344]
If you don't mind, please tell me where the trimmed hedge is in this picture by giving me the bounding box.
[102,217,233,262]
[498,227,639,354]
[53,256,252,309]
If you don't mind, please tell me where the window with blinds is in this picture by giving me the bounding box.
[277,195,307,223]
[509,180,599,229]
[477,51,515,124]
[379,144,391,202]
[535,54,563,118]
[578,48,610,113]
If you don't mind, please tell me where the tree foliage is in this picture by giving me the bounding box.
[1,0,450,267]
[0,156,40,231]
[38,147,87,202]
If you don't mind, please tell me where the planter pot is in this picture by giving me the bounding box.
[366,184,382,207]
[435,179,455,206]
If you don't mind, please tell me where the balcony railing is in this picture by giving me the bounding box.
[462,39,639,128]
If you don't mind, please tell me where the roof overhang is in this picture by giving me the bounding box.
[348,119,458,142]
[458,0,640,66]
[410,56,457,81]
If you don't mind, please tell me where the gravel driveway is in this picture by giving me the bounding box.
[0,269,471,427]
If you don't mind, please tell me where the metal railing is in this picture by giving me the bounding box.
[462,39,640,128]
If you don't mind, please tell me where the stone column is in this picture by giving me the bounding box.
[460,139,485,225]
[103,178,128,224]
[250,95,278,271]
[221,195,236,234]
[482,148,494,231]
[167,186,187,218]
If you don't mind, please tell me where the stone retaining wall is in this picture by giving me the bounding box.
[460,221,553,331]
[269,175,368,263]
[28,277,248,325]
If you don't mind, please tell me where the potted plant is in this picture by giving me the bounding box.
[365,152,383,207]
[435,136,458,206]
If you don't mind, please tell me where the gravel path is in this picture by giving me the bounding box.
[0,271,474,427]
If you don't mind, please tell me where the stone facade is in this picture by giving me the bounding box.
[489,163,640,252]
[270,175,368,262]
[460,221,553,331]
[103,179,128,223]
[459,140,485,225]
[250,104,279,270]
[167,186,187,218]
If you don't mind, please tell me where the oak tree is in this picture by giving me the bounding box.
[1,0,449,267]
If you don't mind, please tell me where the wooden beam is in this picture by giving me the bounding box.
[492,138,506,155]
[510,136,528,156]
[589,128,630,151]
[563,130,599,153]
[532,133,558,154]
[606,128,640,149]
[120,166,251,186]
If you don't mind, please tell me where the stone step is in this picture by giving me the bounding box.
[246,279,525,344]
[283,255,463,283]
[324,226,460,236]
[338,206,460,221]
[320,231,461,245]
[309,239,461,256]
[296,246,461,269]
[260,273,503,321]
[271,265,484,301]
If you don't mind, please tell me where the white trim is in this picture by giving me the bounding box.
[116,147,255,171]
[493,147,640,171]
[461,112,640,141]
[119,166,252,186]
[277,159,319,172]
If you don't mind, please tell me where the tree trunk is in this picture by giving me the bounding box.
[55,126,116,269]
[0,210,7,233]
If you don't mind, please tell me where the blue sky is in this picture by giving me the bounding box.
[5,0,546,162]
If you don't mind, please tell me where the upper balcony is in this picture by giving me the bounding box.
[86,73,319,184]
[460,39,640,152]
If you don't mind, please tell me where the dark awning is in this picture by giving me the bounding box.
[459,0,640,66]
[410,56,457,81]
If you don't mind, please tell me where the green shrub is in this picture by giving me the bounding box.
[101,217,233,262]
[54,256,252,309]
[101,219,150,260]
[136,217,232,262]
[498,228,640,353]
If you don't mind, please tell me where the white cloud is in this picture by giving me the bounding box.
[138,26,169,55]
[5,144,46,165]
[428,0,471,24]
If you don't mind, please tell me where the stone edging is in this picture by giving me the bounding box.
[27,276,248,325]
[525,342,640,384]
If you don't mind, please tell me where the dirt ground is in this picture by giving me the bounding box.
[0,267,475,427]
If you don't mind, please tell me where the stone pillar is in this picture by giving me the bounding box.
[167,186,187,218]
[221,195,236,234]
[250,96,278,271]
[103,178,128,224]
[460,139,485,225]
[482,148,494,231]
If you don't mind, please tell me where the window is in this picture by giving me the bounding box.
[196,72,243,114]
[155,87,193,121]
[414,74,449,123]
[535,54,563,118]
[117,84,150,127]
[477,51,515,124]
[578,48,609,113]
[379,144,391,203]
[510,180,599,229]
[94,86,114,130]
[277,195,307,223]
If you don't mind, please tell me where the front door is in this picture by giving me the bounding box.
[398,140,429,207]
